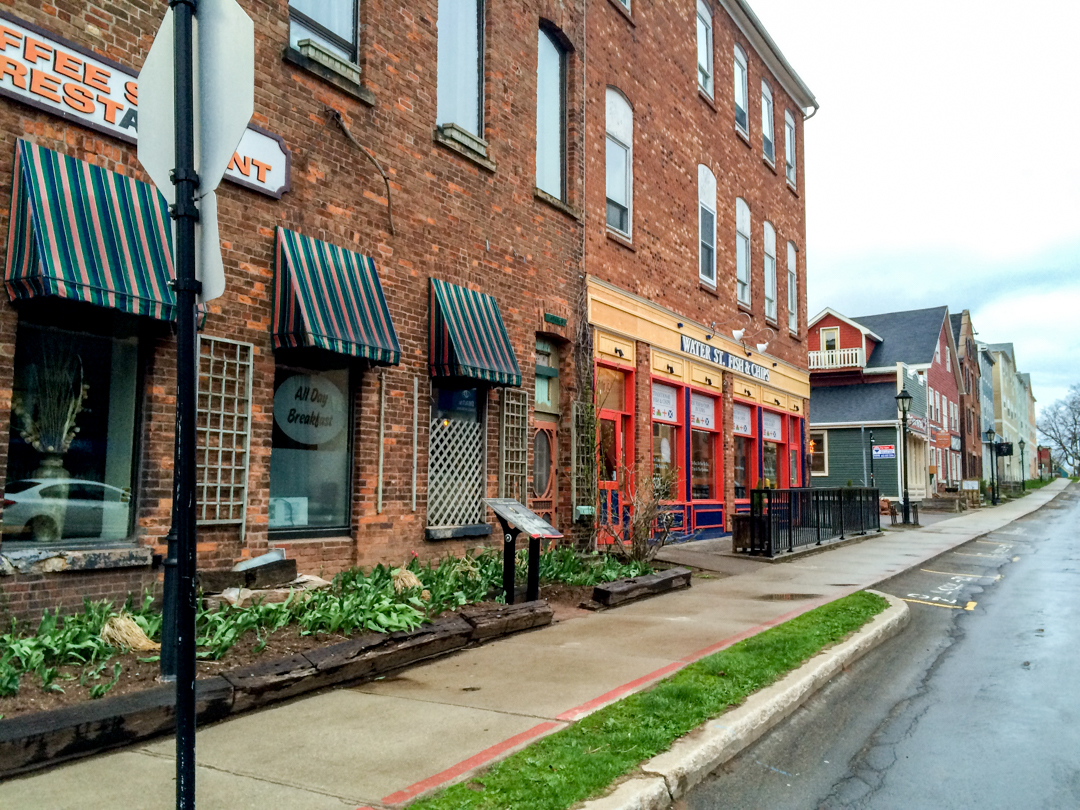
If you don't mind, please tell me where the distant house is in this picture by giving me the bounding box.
[808,306,964,504]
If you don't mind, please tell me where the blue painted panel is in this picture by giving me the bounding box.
[693,506,725,529]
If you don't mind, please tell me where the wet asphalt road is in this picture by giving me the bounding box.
[684,484,1080,810]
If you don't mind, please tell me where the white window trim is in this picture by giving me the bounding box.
[820,326,839,352]
[761,80,774,163]
[811,430,829,476]
[735,197,751,305]
[763,221,776,322]
[787,241,797,332]
[733,45,748,135]
[696,0,714,98]
[698,164,717,285]
[605,87,634,238]
[784,109,796,186]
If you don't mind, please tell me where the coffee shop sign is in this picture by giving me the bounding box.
[680,335,770,383]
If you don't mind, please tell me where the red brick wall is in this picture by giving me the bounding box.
[0,0,586,617]
[585,0,808,369]
[926,316,960,487]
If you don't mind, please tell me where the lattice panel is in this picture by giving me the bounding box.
[499,389,528,503]
[572,400,596,508]
[427,417,484,527]
[196,337,253,525]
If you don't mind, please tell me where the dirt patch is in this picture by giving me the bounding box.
[539,583,595,621]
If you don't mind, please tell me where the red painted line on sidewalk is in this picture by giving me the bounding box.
[381,721,561,806]
[555,661,685,722]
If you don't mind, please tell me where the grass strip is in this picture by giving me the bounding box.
[410,590,889,810]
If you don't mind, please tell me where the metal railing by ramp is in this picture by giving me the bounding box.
[734,487,881,557]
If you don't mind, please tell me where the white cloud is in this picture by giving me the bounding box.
[748,0,1080,411]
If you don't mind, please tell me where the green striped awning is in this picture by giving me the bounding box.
[5,139,176,320]
[429,278,521,387]
[273,227,400,365]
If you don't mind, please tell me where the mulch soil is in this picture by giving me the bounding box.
[0,584,594,720]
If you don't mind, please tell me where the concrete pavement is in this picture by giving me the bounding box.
[0,480,1068,810]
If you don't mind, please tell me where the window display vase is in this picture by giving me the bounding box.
[34,452,69,479]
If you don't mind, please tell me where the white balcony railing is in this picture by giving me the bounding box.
[808,347,865,370]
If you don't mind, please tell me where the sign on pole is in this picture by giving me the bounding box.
[138,0,254,304]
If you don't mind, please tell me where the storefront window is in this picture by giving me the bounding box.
[3,323,138,544]
[653,422,676,479]
[597,366,626,412]
[790,447,799,486]
[809,431,827,475]
[691,430,715,499]
[270,364,351,531]
[762,442,778,488]
[734,436,750,498]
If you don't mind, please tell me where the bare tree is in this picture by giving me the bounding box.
[608,462,679,563]
[1037,384,1080,474]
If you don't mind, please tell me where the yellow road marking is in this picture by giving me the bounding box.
[976,540,1010,545]
[965,602,977,611]
[920,569,1001,580]
[900,598,965,609]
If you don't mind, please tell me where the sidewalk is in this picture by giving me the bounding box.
[0,480,1069,810]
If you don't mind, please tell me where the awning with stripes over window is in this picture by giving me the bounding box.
[429,278,521,387]
[5,139,177,320]
[272,227,400,365]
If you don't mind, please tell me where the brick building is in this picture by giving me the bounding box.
[583,0,818,536]
[950,310,982,480]
[0,0,587,621]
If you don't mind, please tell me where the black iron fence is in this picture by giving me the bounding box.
[736,487,881,557]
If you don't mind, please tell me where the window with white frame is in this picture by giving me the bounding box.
[786,241,797,332]
[810,430,827,476]
[935,390,941,423]
[698,164,716,285]
[536,28,567,200]
[761,81,774,162]
[928,387,935,421]
[784,110,796,185]
[605,87,633,235]
[733,45,748,132]
[696,1,713,97]
[437,0,483,137]
[946,345,950,368]
[736,197,750,305]
[289,0,357,63]
[935,338,941,362]
[763,221,777,321]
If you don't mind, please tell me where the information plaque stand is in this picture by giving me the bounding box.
[483,498,563,604]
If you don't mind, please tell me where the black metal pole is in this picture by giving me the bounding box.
[170,1,200,808]
[501,524,516,605]
[901,413,910,524]
[526,536,540,602]
[1020,447,1026,491]
[990,443,998,505]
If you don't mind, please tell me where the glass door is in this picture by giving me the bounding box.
[533,422,557,526]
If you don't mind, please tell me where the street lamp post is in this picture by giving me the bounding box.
[986,426,998,505]
[869,430,875,488]
[895,388,913,524]
[1019,438,1026,492]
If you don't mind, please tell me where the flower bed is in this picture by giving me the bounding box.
[0,549,651,718]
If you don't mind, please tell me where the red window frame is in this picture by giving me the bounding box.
[688,386,723,503]
[650,376,685,504]
[760,404,788,489]
[732,397,757,500]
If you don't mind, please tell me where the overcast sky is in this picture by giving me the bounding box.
[750,0,1080,413]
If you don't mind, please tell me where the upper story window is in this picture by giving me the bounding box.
[736,197,751,305]
[696,1,713,98]
[536,29,567,201]
[763,222,777,321]
[784,110,796,185]
[787,241,797,332]
[733,46,748,133]
[698,164,717,285]
[821,327,839,352]
[761,81,774,162]
[935,338,941,362]
[437,0,484,137]
[289,0,358,62]
[606,87,633,236]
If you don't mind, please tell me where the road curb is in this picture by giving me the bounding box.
[578,591,910,810]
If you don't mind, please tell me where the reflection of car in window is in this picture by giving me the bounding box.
[1,479,131,543]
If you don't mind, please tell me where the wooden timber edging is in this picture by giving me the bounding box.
[0,601,553,779]
[591,567,693,607]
